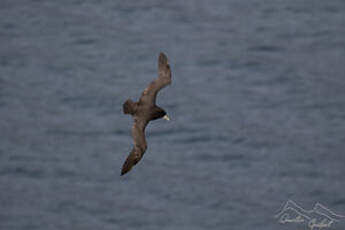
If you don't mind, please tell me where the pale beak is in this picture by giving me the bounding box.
[163,114,170,121]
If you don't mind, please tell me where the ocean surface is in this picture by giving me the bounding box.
[1,1,345,230]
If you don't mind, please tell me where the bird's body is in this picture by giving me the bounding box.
[121,53,172,175]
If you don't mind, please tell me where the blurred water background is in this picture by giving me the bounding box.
[1,0,345,229]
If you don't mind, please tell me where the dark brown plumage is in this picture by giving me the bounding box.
[121,52,172,175]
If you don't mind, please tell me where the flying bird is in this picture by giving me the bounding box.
[121,52,172,175]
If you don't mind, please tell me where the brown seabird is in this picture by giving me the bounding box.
[121,52,172,175]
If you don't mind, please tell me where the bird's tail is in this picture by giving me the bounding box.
[123,99,137,115]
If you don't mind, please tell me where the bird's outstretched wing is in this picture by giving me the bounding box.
[121,147,141,175]
[140,52,172,106]
[121,119,147,175]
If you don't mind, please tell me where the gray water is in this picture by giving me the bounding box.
[1,1,345,230]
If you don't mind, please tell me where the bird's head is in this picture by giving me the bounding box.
[151,107,170,121]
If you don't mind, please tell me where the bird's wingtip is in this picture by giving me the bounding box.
[159,52,168,64]
[121,168,128,176]
[121,162,133,176]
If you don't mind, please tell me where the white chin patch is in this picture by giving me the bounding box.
[163,115,170,121]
